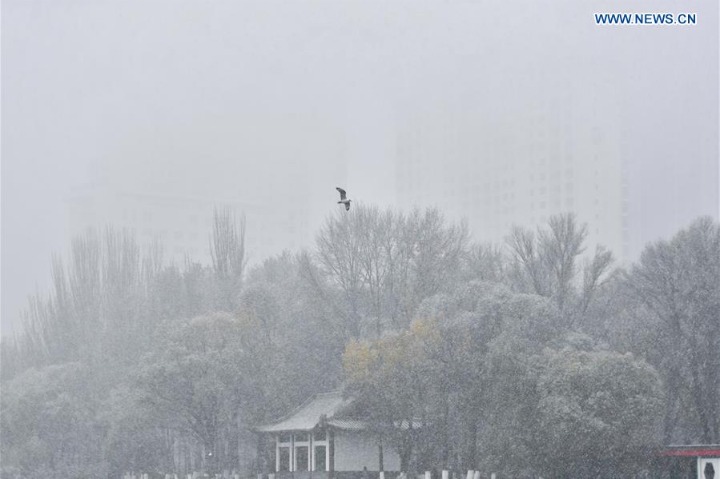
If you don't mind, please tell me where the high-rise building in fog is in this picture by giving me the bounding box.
[65,110,349,267]
[395,79,627,259]
[65,186,315,267]
[395,82,718,262]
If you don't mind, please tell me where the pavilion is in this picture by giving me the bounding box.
[255,391,403,479]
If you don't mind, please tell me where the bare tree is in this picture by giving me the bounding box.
[507,226,550,296]
[209,207,247,311]
[507,213,614,326]
[628,217,720,443]
[463,242,507,284]
[313,205,468,339]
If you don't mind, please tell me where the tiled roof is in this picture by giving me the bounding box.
[326,419,366,431]
[255,391,424,433]
[255,391,355,433]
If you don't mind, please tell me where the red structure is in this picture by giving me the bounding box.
[659,445,720,478]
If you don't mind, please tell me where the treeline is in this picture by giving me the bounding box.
[1,206,718,478]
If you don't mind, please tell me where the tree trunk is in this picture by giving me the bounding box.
[463,420,477,471]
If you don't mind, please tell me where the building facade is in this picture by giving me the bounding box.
[393,59,720,264]
[65,185,313,267]
[394,85,626,260]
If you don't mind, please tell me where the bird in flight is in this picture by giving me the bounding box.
[336,187,351,210]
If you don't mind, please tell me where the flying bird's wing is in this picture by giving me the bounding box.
[345,202,351,211]
[336,187,347,201]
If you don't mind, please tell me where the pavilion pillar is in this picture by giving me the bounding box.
[329,428,335,479]
[256,433,263,475]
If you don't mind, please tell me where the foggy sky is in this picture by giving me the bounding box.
[2,0,718,335]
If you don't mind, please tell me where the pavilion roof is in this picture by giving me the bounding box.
[255,391,354,433]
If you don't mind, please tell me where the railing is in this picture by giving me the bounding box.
[122,473,245,479]
[262,470,497,479]
[122,470,499,479]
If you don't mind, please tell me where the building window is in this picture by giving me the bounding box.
[314,429,326,441]
[295,446,309,471]
[295,432,308,442]
[279,447,290,472]
[314,445,327,471]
